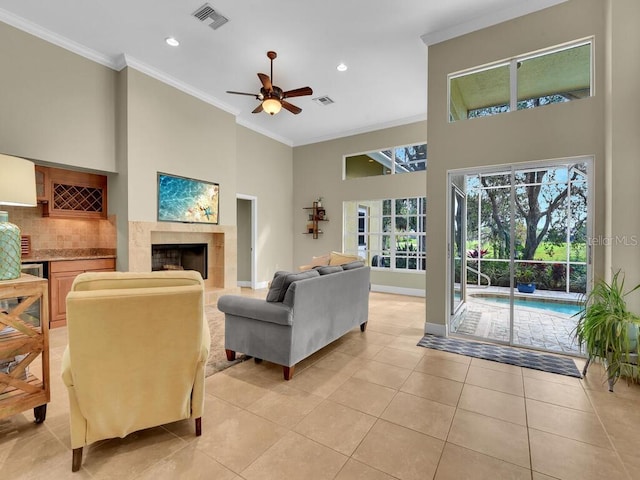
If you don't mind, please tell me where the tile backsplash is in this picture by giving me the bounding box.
[2,205,117,251]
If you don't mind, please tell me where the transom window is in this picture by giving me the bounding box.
[449,38,593,122]
[344,143,426,179]
[343,197,426,272]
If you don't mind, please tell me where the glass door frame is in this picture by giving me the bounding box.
[447,156,593,352]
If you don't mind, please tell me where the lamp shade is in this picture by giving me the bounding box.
[0,154,37,207]
[262,98,282,115]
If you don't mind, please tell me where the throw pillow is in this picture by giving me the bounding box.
[310,253,331,267]
[341,261,365,270]
[315,265,343,275]
[279,269,320,301]
[329,251,362,266]
[266,271,289,302]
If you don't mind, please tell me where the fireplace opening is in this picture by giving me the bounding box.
[151,243,208,279]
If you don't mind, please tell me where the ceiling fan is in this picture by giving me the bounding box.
[226,51,313,115]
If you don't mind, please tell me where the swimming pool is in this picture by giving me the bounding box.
[472,295,582,315]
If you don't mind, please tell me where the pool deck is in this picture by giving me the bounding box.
[454,286,584,355]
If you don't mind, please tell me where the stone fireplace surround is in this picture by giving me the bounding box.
[128,221,240,304]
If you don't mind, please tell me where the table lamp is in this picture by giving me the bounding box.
[0,154,37,280]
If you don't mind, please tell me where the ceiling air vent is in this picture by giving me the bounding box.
[313,96,335,106]
[192,3,229,30]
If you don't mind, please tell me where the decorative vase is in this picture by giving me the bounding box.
[0,211,22,280]
[516,282,536,294]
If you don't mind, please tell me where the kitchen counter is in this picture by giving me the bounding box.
[22,249,117,262]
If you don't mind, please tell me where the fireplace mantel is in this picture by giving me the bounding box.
[128,221,240,303]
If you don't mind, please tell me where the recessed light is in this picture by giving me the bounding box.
[337,63,348,72]
[165,37,180,47]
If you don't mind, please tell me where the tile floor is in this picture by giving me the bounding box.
[1,291,639,479]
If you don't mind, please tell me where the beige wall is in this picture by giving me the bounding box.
[609,0,640,310]
[426,0,611,331]
[293,122,427,292]
[236,126,294,282]
[0,22,116,172]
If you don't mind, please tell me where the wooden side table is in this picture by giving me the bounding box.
[0,274,50,423]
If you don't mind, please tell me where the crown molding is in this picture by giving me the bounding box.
[0,7,117,68]
[235,117,293,147]
[121,54,241,117]
[421,0,569,46]
[293,113,427,147]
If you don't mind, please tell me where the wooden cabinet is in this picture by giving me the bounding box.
[0,274,49,423]
[34,165,50,203]
[303,202,328,239]
[38,166,108,219]
[49,258,115,328]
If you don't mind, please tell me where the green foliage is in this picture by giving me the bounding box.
[573,271,640,386]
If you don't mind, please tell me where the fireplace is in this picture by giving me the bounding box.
[151,243,208,279]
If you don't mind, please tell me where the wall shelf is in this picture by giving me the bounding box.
[303,202,328,239]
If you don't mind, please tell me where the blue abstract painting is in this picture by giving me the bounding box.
[157,173,219,224]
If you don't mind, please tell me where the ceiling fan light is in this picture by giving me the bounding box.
[262,97,281,115]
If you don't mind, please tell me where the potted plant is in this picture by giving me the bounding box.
[516,265,536,293]
[573,270,640,390]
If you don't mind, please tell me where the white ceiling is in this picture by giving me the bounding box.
[0,0,566,146]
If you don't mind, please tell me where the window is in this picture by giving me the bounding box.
[343,197,426,271]
[449,39,592,122]
[344,143,426,179]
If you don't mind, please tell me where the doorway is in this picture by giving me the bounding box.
[236,195,257,289]
[448,158,592,354]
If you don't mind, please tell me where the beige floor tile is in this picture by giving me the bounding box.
[400,371,463,406]
[470,357,524,375]
[414,355,470,382]
[447,409,530,468]
[435,442,531,480]
[310,350,367,375]
[285,365,352,398]
[422,348,472,365]
[333,339,386,359]
[532,473,560,480]
[328,377,397,417]
[334,459,396,480]
[206,371,269,408]
[526,398,610,448]
[458,384,526,425]
[0,428,72,479]
[136,444,239,480]
[353,420,444,480]
[381,391,455,440]
[246,384,324,429]
[84,427,188,479]
[387,335,427,353]
[294,400,376,455]
[522,365,582,386]
[367,322,409,336]
[241,431,347,480]
[373,346,424,370]
[359,331,397,346]
[523,376,593,412]
[465,365,525,396]
[191,397,287,473]
[352,359,412,389]
[529,428,627,479]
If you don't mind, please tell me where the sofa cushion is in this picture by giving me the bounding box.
[315,265,343,275]
[329,251,362,266]
[341,261,365,270]
[266,271,289,302]
[280,270,320,300]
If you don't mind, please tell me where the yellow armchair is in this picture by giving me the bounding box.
[61,271,210,472]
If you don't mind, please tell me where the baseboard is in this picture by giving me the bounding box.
[425,322,447,337]
[370,284,425,297]
[237,281,269,289]
[237,281,252,288]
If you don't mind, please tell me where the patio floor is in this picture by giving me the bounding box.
[452,286,584,355]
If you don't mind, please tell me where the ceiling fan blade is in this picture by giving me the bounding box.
[226,90,259,97]
[281,100,301,115]
[252,103,264,114]
[283,86,313,98]
[257,73,272,91]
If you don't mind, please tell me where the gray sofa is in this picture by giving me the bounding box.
[218,263,370,379]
